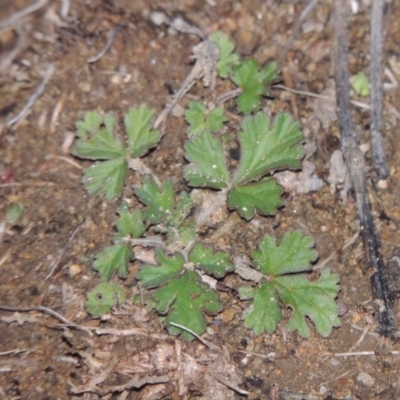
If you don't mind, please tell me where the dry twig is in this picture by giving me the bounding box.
[87,27,120,64]
[277,0,320,64]
[45,223,82,280]
[154,39,220,129]
[6,63,55,127]
[370,0,389,179]
[0,0,47,31]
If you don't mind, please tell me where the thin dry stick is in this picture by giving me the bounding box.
[334,350,400,357]
[347,325,370,352]
[169,322,220,351]
[60,0,70,19]
[277,0,320,65]
[6,63,55,127]
[333,0,396,337]
[94,327,170,340]
[273,84,371,110]
[45,223,82,280]
[0,0,47,31]
[0,305,93,334]
[208,371,250,396]
[370,0,389,179]
[87,27,119,64]
[0,181,55,188]
[0,349,29,356]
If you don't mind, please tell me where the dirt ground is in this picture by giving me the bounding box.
[1,0,400,399]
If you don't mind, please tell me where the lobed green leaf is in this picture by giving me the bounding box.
[227,179,283,220]
[233,112,304,185]
[189,243,234,278]
[86,282,126,317]
[93,243,133,280]
[231,60,278,113]
[115,202,146,238]
[154,270,221,340]
[209,31,240,78]
[252,231,318,276]
[75,111,103,139]
[136,249,185,288]
[124,105,161,158]
[240,280,281,335]
[275,269,341,337]
[135,176,175,224]
[185,101,227,137]
[82,158,128,201]
[72,113,126,160]
[184,131,230,188]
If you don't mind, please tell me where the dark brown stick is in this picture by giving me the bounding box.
[333,0,396,337]
[370,0,389,179]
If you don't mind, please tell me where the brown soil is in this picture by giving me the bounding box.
[1,0,400,399]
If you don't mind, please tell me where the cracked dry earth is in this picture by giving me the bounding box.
[1,0,400,399]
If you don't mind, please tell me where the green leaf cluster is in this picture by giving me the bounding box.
[72,30,342,341]
[210,31,278,113]
[231,60,279,113]
[240,231,341,337]
[137,244,233,340]
[351,71,370,97]
[134,176,195,245]
[184,111,304,219]
[209,31,240,78]
[72,106,160,200]
[185,101,227,137]
[93,202,145,280]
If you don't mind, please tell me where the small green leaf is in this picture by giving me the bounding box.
[240,280,281,334]
[136,249,185,288]
[189,243,234,278]
[93,243,133,280]
[228,179,283,220]
[86,282,126,317]
[233,112,304,185]
[171,192,193,226]
[115,202,145,238]
[82,158,128,201]
[231,60,278,113]
[209,31,240,78]
[184,131,230,188]
[252,231,318,276]
[75,111,103,139]
[6,203,23,225]
[155,270,221,340]
[72,113,126,160]
[124,105,161,158]
[185,101,227,137]
[135,176,175,224]
[276,269,341,337]
[351,72,370,96]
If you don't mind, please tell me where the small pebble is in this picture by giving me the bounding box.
[377,179,388,189]
[356,372,374,387]
[150,11,168,26]
[330,357,340,366]
[69,264,82,277]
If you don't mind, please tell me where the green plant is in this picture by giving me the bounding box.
[351,71,370,96]
[71,32,341,340]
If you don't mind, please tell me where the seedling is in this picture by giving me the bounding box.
[71,31,340,340]
[351,71,370,96]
